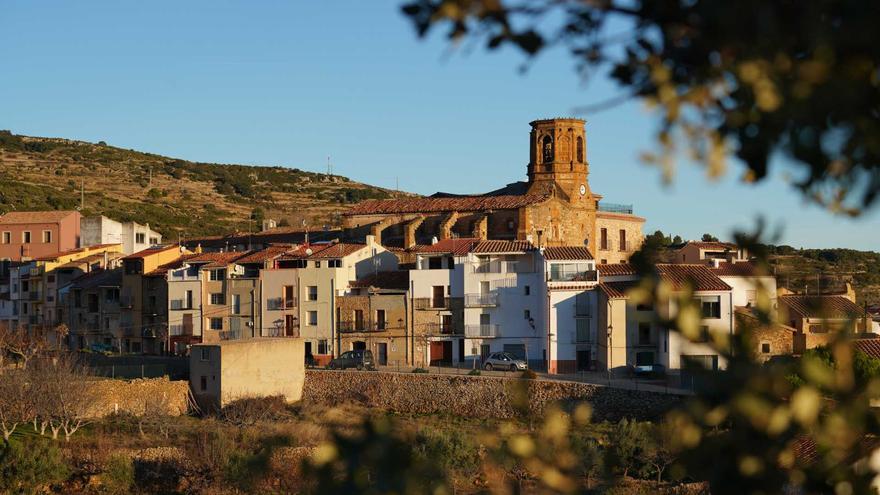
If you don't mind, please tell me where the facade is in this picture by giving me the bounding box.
[595,263,734,382]
[343,118,644,261]
[81,215,163,255]
[336,271,410,366]
[190,338,305,412]
[63,268,123,351]
[675,241,749,265]
[0,210,81,262]
[778,291,868,352]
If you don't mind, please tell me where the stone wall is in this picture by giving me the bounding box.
[85,377,190,418]
[302,370,681,422]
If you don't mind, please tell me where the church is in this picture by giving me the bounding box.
[344,118,644,263]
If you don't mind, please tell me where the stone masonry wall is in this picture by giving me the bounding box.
[302,370,681,422]
[84,377,190,418]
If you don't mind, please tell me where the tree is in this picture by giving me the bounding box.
[32,354,96,442]
[701,233,720,242]
[672,235,683,245]
[0,370,34,443]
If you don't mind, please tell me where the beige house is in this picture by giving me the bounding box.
[336,271,410,366]
[674,241,749,265]
[294,236,398,365]
[190,338,305,412]
[778,290,868,352]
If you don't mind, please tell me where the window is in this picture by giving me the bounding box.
[185,290,193,309]
[231,294,241,314]
[315,261,321,268]
[317,339,328,354]
[761,342,771,354]
[47,275,55,283]
[576,318,590,342]
[354,309,364,330]
[22,231,31,244]
[200,376,207,391]
[542,135,553,163]
[600,259,607,264]
[328,259,342,268]
[210,293,224,305]
[135,233,146,244]
[524,309,531,320]
[149,236,159,245]
[307,286,318,301]
[636,302,653,311]
[209,269,226,281]
[619,230,627,252]
[698,296,722,319]
[283,285,295,308]
[638,323,651,345]
[200,348,210,361]
[524,285,531,296]
[1,232,9,244]
[600,228,608,250]
[42,230,52,243]
[209,318,223,330]
[576,136,584,162]
[428,257,442,270]
[307,310,318,326]
[376,309,386,330]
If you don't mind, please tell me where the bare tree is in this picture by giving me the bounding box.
[32,353,97,441]
[0,325,49,370]
[137,391,175,439]
[0,369,34,443]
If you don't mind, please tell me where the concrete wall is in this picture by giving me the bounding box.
[301,370,681,422]
[190,338,305,412]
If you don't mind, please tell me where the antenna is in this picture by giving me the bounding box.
[80,180,84,211]
[327,156,331,176]
[148,166,152,188]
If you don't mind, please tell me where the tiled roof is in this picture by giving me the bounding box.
[144,254,198,276]
[55,253,121,270]
[779,295,864,319]
[597,263,637,276]
[414,238,479,256]
[711,262,767,277]
[791,434,880,466]
[542,246,594,261]
[308,243,366,259]
[345,194,549,216]
[197,252,251,269]
[598,281,638,299]
[0,210,78,224]
[69,268,122,289]
[472,240,535,254]
[350,270,410,291]
[233,245,297,264]
[853,338,880,360]
[680,241,737,251]
[33,243,122,261]
[277,244,332,260]
[122,245,179,260]
[656,264,732,291]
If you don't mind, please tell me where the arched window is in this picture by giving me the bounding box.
[576,136,584,162]
[542,135,554,164]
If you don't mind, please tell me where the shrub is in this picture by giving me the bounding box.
[101,453,134,495]
[412,368,429,374]
[520,369,537,380]
[0,437,70,494]
[413,428,481,477]
[468,369,481,376]
[220,396,289,426]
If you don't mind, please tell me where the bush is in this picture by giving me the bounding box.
[413,428,481,477]
[220,396,289,426]
[101,453,134,495]
[0,437,70,493]
[412,368,429,374]
[468,369,481,376]
[520,369,537,380]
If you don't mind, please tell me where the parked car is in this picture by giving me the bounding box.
[327,350,375,371]
[629,363,666,378]
[482,352,528,371]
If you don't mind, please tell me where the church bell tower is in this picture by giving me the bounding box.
[526,118,591,203]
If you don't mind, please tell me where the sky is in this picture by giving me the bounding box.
[1,1,877,251]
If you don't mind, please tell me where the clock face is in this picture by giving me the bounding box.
[579,184,586,196]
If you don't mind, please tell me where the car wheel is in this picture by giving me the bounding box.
[357,363,364,371]
[327,363,336,370]
[510,364,517,372]
[484,363,493,371]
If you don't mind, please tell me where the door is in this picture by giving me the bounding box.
[458,339,464,364]
[442,341,453,364]
[285,314,296,337]
[377,342,388,365]
[432,286,445,308]
[430,341,445,364]
[576,350,591,371]
[305,341,312,357]
[376,309,386,330]
[182,313,193,335]
[353,341,366,351]
[480,344,490,363]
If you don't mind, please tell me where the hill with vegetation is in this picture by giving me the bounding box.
[0,130,410,238]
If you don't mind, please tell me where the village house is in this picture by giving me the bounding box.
[343,118,644,263]
[0,210,81,262]
[80,215,163,255]
[63,267,123,351]
[778,287,869,352]
[674,240,750,265]
[336,270,410,366]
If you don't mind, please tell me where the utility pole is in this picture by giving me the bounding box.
[80,180,84,211]
[148,166,152,188]
[327,156,331,176]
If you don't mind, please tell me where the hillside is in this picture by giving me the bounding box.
[0,130,411,238]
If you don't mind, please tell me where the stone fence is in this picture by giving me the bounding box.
[302,370,682,421]
[84,377,190,418]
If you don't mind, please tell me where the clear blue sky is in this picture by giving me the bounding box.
[1,1,877,250]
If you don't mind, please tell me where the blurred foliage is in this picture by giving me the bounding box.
[402,0,880,214]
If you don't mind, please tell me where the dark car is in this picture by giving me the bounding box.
[629,363,666,378]
[327,349,375,370]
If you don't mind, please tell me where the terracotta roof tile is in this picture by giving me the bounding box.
[0,210,78,224]
[233,245,297,264]
[122,245,179,260]
[68,268,123,289]
[656,264,732,291]
[33,244,122,261]
[679,241,737,251]
[779,295,864,319]
[414,238,479,256]
[472,240,535,254]
[598,281,638,299]
[854,338,880,360]
[345,194,549,216]
[350,271,410,291]
[308,243,366,259]
[711,261,768,277]
[542,246,594,260]
[597,263,637,276]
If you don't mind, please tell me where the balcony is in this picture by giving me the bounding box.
[267,297,297,311]
[465,324,500,338]
[618,241,632,252]
[219,329,242,341]
[169,299,192,311]
[337,321,401,333]
[422,322,460,335]
[413,297,451,310]
[472,260,531,274]
[548,268,598,283]
[169,324,194,336]
[465,293,498,307]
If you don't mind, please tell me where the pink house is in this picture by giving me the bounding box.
[0,211,81,262]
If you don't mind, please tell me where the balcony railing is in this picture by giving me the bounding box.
[170,299,192,310]
[422,322,460,335]
[571,335,595,344]
[598,202,633,214]
[465,324,500,338]
[548,269,598,283]
[220,329,242,341]
[413,297,451,310]
[465,293,498,307]
[618,241,632,252]
[267,297,297,311]
[337,321,402,333]
[169,324,194,336]
[473,261,503,274]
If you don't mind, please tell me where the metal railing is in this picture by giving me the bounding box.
[465,293,498,307]
[422,322,460,335]
[413,297,451,310]
[337,321,402,333]
[267,297,297,310]
[169,324,193,336]
[619,240,632,252]
[169,299,191,310]
[598,202,634,214]
[473,261,503,273]
[465,324,500,338]
[548,269,598,283]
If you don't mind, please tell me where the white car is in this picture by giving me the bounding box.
[483,352,528,371]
